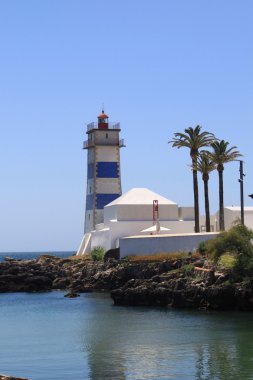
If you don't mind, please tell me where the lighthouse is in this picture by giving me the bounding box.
[83,110,125,232]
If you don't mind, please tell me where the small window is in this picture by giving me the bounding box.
[106,133,108,139]
[88,214,90,220]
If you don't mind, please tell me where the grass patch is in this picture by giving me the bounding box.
[183,263,195,276]
[69,254,91,261]
[219,254,236,270]
[127,251,188,263]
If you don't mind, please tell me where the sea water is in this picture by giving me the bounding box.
[1,256,253,379]
[0,251,74,262]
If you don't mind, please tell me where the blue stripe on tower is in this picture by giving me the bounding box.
[96,162,119,178]
[86,194,94,210]
[96,194,120,209]
[87,163,94,179]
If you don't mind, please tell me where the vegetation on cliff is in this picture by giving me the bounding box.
[1,224,253,311]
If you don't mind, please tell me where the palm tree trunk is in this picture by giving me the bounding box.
[192,157,200,232]
[218,169,225,231]
[203,177,210,232]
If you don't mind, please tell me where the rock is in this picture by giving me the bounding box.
[104,248,120,261]
[214,273,229,285]
[0,375,28,380]
[64,292,80,298]
[52,278,70,289]
[24,276,53,291]
[3,257,17,262]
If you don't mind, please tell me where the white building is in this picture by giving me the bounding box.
[77,187,217,255]
[217,206,253,231]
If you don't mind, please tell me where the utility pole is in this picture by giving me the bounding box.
[239,160,245,225]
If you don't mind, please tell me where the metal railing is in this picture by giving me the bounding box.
[83,138,125,149]
[83,140,89,149]
[119,139,126,147]
[86,122,121,131]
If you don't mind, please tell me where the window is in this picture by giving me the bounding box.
[106,133,108,139]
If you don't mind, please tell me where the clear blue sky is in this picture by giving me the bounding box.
[0,0,252,252]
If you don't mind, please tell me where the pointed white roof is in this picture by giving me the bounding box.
[105,188,177,207]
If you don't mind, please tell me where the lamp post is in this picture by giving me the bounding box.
[239,160,245,225]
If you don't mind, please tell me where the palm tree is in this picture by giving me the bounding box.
[169,126,215,233]
[209,140,242,231]
[196,153,216,232]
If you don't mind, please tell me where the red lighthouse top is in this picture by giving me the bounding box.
[98,110,109,129]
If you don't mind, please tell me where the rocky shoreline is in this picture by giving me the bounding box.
[0,375,27,380]
[1,254,253,311]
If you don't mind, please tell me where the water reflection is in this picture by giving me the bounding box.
[81,298,253,380]
[195,314,253,380]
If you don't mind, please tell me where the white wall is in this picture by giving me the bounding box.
[108,220,195,249]
[95,209,104,225]
[116,204,179,221]
[96,178,121,194]
[94,130,119,145]
[178,207,194,220]
[120,233,219,257]
[91,228,111,251]
[223,209,253,230]
[104,205,117,224]
[95,146,119,161]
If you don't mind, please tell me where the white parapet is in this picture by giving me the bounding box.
[76,233,92,255]
[119,232,219,257]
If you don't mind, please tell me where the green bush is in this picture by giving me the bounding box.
[219,254,236,270]
[198,240,208,255]
[205,223,253,272]
[91,246,105,261]
[183,263,195,276]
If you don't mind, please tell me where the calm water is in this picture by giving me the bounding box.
[1,292,253,380]
[1,252,253,379]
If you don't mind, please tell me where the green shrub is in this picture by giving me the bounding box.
[230,222,253,240]
[91,246,105,261]
[205,224,253,273]
[198,240,208,255]
[183,263,195,276]
[219,254,236,270]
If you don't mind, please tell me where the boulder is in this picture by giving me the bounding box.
[24,276,53,291]
[104,248,120,261]
[64,291,80,298]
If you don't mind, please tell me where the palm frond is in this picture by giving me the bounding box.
[210,140,242,166]
[169,125,216,152]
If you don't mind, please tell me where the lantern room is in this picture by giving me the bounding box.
[98,110,109,129]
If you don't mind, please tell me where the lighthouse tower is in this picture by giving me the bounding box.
[83,110,124,232]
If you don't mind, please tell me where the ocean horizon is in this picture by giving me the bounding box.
[0,251,75,262]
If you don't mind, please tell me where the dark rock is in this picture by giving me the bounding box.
[3,257,17,262]
[104,248,120,261]
[205,284,236,310]
[214,274,229,285]
[4,266,20,275]
[52,278,70,290]
[0,375,28,380]
[64,292,80,298]
[24,276,53,291]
